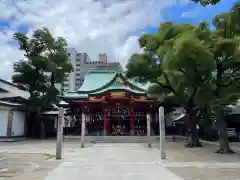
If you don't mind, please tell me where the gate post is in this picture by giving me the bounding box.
[159,106,166,159]
[103,109,108,136]
[56,107,64,160]
[80,113,86,148]
[147,114,151,148]
[130,110,134,136]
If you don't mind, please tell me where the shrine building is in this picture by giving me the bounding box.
[61,66,160,136]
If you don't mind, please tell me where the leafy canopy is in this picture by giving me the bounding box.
[12,27,73,112]
[126,2,240,113]
[126,22,214,109]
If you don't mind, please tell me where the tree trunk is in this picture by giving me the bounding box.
[185,114,203,148]
[216,116,234,154]
[51,72,55,87]
[40,119,45,139]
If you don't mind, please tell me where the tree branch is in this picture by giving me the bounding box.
[189,86,197,102]
[220,77,240,87]
[179,68,191,80]
[161,71,177,96]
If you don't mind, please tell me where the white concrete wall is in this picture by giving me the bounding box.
[0,108,25,137]
[0,110,8,136]
[12,111,25,136]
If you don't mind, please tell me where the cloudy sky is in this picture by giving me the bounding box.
[0,0,237,81]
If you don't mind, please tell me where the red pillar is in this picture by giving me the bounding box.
[130,110,134,135]
[103,109,108,135]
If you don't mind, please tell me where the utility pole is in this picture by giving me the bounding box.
[159,106,166,159]
[56,107,64,160]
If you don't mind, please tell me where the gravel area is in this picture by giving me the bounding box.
[0,153,60,180]
[156,140,240,180]
[168,167,240,180]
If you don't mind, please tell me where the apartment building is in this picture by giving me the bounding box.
[61,48,121,93]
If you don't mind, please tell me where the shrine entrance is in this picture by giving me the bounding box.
[104,103,147,136]
[108,105,131,136]
[62,67,158,138]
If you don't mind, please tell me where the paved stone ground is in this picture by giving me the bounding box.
[0,140,67,180]
[1,139,240,180]
[153,140,240,180]
[45,143,183,180]
[0,153,60,180]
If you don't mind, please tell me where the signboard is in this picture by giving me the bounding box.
[131,95,146,100]
[139,96,146,100]
[110,92,125,98]
[89,96,97,100]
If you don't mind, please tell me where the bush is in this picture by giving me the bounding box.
[201,126,218,141]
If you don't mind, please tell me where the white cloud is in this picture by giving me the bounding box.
[0,0,186,80]
[181,8,199,18]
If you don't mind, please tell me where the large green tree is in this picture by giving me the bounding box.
[206,3,240,153]
[126,22,214,147]
[126,2,240,152]
[32,28,72,98]
[12,28,72,137]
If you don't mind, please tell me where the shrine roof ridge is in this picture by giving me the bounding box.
[62,67,153,100]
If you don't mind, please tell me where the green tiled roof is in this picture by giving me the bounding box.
[63,67,150,99]
[89,82,145,95]
[77,70,117,92]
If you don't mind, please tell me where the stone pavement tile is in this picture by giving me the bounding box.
[45,144,184,180]
[167,167,240,180]
[0,153,60,180]
[8,161,60,180]
[158,141,240,163]
[45,162,183,180]
[152,140,240,180]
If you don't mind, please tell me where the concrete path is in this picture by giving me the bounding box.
[45,143,183,180]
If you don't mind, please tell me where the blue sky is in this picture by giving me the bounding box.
[0,0,237,37]
[0,0,239,80]
[144,0,238,34]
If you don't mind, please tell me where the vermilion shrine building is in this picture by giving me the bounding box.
[62,67,160,136]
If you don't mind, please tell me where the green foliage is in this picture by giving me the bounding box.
[126,22,214,110]
[12,27,72,102]
[127,2,240,111]
[32,28,72,85]
[190,0,221,6]
[126,2,240,150]
[12,33,48,96]
[12,27,73,137]
[208,3,240,110]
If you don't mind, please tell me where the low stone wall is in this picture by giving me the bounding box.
[63,135,185,143]
[64,136,157,143]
